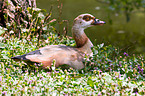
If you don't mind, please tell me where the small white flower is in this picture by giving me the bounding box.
[6,23,11,26]
[33,8,41,11]
[9,30,14,34]
[0,26,2,29]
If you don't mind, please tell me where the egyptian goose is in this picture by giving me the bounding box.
[11,14,105,69]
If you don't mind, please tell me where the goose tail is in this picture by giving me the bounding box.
[11,55,28,61]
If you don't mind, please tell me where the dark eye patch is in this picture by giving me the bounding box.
[83,15,93,21]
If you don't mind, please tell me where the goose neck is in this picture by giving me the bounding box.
[72,27,93,55]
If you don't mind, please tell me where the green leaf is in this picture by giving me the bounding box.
[3,55,9,59]
[0,28,5,35]
[87,77,94,88]
[0,43,5,49]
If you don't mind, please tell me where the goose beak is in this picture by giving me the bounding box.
[92,18,106,25]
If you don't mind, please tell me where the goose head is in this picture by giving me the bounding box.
[72,13,105,30]
[72,14,105,55]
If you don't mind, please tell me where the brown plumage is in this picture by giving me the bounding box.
[11,13,105,69]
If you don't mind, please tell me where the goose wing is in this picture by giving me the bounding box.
[11,45,84,69]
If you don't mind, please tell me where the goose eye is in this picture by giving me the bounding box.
[83,15,91,21]
[86,17,90,21]
[97,20,100,22]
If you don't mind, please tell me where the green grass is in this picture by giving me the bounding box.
[0,33,144,95]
